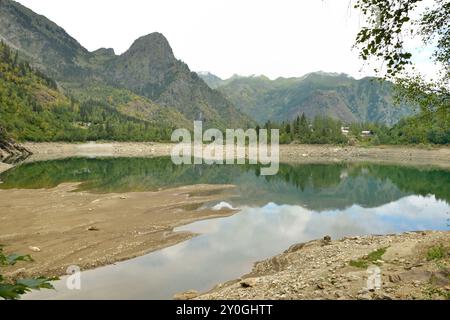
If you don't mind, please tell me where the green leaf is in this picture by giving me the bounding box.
[5,254,33,266]
[0,284,30,300]
[16,277,58,290]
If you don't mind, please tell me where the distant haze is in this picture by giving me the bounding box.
[16,0,436,80]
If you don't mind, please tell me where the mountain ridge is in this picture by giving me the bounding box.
[0,0,253,129]
[199,71,415,125]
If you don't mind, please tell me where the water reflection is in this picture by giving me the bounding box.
[1,157,450,209]
[5,157,448,299]
[25,194,449,300]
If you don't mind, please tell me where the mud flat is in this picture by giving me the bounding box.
[0,183,236,280]
[195,231,450,300]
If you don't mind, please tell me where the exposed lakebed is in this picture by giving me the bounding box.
[0,157,448,299]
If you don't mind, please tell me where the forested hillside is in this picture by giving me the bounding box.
[0,0,253,130]
[0,42,177,142]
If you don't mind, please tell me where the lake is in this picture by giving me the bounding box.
[1,157,449,299]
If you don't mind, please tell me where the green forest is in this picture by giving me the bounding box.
[0,39,448,145]
[0,41,172,142]
[264,108,449,146]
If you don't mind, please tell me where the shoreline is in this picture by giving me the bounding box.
[0,183,237,280]
[196,231,450,300]
[15,142,450,169]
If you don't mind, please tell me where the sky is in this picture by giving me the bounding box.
[15,0,437,80]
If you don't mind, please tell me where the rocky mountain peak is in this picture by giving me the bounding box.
[93,47,116,56]
[124,32,174,59]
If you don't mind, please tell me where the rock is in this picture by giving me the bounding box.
[240,278,259,288]
[322,235,332,245]
[412,280,421,287]
[358,289,368,295]
[358,293,373,300]
[87,226,99,231]
[375,293,394,300]
[286,243,305,253]
[29,246,41,252]
[404,265,413,270]
[119,196,127,200]
[0,126,32,163]
[389,274,402,283]
[430,272,450,286]
[316,283,325,290]
[173,289,199,300]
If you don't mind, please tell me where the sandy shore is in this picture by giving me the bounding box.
[195,231,450,300]
[0,183,236,280]
[20,142,450,168]
[21,142,173,162]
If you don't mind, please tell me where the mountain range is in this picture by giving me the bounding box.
[0,0,253,131]
[198,72,415,125]
[0,0,416,147]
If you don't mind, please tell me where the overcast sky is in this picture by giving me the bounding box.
[16,0,436,80]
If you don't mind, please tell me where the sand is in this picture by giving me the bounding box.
[0,183,236,280]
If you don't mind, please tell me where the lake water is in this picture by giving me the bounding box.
[1,157,449,299]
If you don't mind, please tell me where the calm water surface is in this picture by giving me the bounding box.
[1,157,448,299]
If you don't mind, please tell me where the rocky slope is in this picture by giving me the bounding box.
[0,0,253,129]
[195,231,450,300]
[199,72,415,125]
[0,126,31,163]
[105,33,252,128]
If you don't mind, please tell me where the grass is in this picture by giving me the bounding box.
[349,247,388,269]
[423,286,450,300]
[426,245,446,261]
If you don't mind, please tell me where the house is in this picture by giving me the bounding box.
[341,127,350,135]
[361,130,373,137]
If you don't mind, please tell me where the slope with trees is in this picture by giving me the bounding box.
[353,0,449,145]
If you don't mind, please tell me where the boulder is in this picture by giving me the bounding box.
[0,126,32,163]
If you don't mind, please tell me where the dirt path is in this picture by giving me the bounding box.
[0,183,236,280]
[195,231,450,300]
